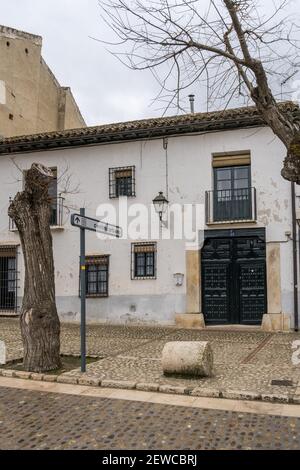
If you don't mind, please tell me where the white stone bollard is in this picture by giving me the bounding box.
[162,341,213,377]
[0,340,6,365]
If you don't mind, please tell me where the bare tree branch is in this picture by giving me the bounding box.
[98,0,300,181]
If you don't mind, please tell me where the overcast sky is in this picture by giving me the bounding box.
[1,0,299,126]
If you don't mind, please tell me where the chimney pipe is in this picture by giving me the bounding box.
[188,94,195,114]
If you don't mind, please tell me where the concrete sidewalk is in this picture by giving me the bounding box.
[1,318,300,403]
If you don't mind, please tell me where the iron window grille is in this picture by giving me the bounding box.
[131,242,157,280]
[109,166,136,198]
[0,246,19,313]
[79,255,109,298]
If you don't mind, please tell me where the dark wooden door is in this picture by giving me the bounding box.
[202,233,266,325]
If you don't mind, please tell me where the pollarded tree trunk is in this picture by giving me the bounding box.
[8,163,61,372]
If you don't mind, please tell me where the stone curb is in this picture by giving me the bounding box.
[0,368,299,405]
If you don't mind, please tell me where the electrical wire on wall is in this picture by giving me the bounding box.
[163,137,169,199]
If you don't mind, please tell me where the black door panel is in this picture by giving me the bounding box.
[202,263,230,323]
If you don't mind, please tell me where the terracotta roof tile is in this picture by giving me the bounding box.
[1,102,299,155]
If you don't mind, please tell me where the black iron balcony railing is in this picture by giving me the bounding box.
[205,187,257,224]
[9,196,65,231]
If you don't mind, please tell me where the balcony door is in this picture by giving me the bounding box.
[214,165,251,222]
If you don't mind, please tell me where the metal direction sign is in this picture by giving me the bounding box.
[71,209,123,374]
[71,213,122,238]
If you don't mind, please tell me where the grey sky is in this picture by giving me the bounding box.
[1,0,161,126]
[1,0,299,126]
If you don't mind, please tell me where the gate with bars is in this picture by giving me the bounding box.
[0,245,19,313]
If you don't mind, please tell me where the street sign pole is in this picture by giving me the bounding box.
[80,207,86,373]
[71,210,122,374]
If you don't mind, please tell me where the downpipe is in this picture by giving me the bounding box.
[291,182,299,332]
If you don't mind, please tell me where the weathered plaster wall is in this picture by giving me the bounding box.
[0,125,294,325]
[0,25,85,138]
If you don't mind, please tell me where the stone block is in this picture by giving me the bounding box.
[136,382,160,392]
[30,373,44,381]
[191,387,220,398]
[43,375,58,382]
[222,389,261,401]
[101,379,136,389]
[57,375,78,385]
[78,377,101,387]
[14,371,31,379]
[162,341,213,377]
[1,369,16,377]
[262,313,291,332]
[175,313,205,329]
[159,385,189,395]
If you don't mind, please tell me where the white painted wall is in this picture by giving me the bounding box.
[0,125,294,325]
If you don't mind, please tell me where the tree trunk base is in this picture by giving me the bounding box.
[21,306,61,372]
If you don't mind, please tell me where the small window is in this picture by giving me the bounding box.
[109,166,135,198]
[131,243,157,280]
[0,246,18,312]
[24,167,58,225]
[9,113,13,120]
[81,255,109,298]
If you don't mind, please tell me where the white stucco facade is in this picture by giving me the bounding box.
[0,120,297,328]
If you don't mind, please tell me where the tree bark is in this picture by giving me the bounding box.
[8,163,61,372]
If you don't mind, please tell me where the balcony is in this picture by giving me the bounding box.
[9,196,65,231]
[205,187,257,224]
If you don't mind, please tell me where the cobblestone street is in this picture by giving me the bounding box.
[1,319,300,400]
[0,383,300,450]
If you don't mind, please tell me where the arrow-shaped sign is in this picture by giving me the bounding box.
[71,213,122,238]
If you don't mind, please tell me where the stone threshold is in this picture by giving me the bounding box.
[1,368,299,406]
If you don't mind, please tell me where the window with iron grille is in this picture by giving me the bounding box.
[109,166,136,198]
[22,167,60,225]
[131,243,157,280]
[79,255,109,298]
[0,246,19,312]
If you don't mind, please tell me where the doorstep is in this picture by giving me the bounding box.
[206,325,262,331]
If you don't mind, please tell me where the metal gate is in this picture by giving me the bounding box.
[0,246,18,313]
[202,229,266,325]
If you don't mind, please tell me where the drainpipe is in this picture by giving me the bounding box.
[291,182,299,332]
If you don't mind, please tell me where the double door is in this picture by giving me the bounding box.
[202,232,266,325]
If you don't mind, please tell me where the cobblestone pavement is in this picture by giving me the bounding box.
[0,385,299,450]
[1,319,300,397]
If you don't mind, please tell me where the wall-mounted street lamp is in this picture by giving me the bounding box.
[152,191,169,222]
[173,272,184,287]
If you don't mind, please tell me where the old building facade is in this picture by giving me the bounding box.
[0,103,299,331]
[0,25,86,138]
